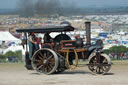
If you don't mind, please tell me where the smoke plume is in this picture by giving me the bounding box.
[17,0,81,16]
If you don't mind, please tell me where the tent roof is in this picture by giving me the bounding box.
[0,31,20,41]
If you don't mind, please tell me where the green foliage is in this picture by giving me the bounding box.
[103,49,110,54]
[109,45,128,53]
[104,45,128,54]
[4,50,22,62]
[15,50,22,61]
[0,55,5,59]
[0,55,6,62]
[4,51,16,58]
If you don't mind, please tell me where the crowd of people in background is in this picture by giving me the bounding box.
[109,52,128,60]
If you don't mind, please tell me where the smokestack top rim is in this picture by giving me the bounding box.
[85,22,91,24]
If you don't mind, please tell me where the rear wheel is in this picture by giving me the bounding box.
[31,48,59,74]
[88,53,111,74]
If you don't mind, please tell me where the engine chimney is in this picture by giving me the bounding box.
[85,22,91,46]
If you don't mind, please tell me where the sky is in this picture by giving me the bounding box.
[0,0,19,9]
[0,0,128,9]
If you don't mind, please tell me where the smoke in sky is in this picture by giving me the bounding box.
[18,0,80,16]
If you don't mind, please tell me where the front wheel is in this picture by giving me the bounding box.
[88,53,112,74]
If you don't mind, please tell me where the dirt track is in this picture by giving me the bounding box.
[0,61,128,85]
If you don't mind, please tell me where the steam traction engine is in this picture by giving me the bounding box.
[16,22,112,75]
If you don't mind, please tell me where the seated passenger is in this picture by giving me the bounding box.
[44,32,52,43]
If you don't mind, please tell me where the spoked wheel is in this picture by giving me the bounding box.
[31,48,59,74]
[88,53,112,75]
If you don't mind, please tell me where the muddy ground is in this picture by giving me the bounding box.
[0,60,128,85]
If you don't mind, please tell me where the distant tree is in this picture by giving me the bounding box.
[15,50,22,61]
[109,45,128,53]
[4,51,16,57]
[104,45,128,54]
[0,55,6,62]
[4,50,22,62]
[0,55,5,59]
[104,49,110,54]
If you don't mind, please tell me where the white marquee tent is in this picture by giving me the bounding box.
[0,31,21,44]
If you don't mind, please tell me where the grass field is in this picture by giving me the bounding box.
[112,60,128,65]
[0,60,127,66]
[77,60,128,65]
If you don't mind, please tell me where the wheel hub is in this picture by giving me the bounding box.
[43,59,47,64]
